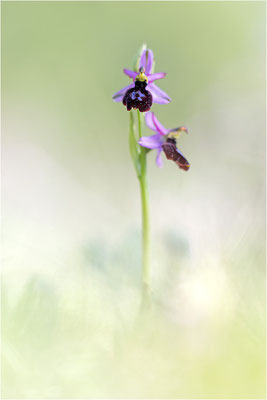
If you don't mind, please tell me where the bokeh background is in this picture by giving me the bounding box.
[2,1,266,398]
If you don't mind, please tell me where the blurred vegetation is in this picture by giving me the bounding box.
[2,1,266,398]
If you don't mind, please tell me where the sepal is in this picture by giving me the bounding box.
[132,43,147,72]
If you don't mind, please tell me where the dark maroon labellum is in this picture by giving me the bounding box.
[162,138,190,171]
[122,80,153,112]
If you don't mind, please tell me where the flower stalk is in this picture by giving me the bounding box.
[129,110,151,306]
[137,110,150,306]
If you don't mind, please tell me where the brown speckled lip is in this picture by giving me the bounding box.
[162,138,190,171]
[122,80,153,112]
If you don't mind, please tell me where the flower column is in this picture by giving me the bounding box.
[137,110,150,305]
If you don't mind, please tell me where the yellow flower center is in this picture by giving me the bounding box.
[135,68,148,83]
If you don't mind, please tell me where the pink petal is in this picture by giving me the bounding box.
[145,111,158,133]
[147,72,166,83]
[156,149,163,168]
[145,111,168,136]
[148,83,171,104]
[138,133,163,149]
[151,113,169,136]
[140,49,154,74]
[112,83,134,102]
[123,69,138,80]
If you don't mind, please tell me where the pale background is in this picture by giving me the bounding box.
[2,1,266,398]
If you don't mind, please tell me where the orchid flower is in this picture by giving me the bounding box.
[112,47,171,109]
[139,111,190,170]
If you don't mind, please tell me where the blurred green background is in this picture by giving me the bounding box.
[2,1,266,398]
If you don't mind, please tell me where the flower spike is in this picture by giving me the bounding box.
[111,47,191,306]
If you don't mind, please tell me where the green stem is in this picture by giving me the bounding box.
[137,110,150,306]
